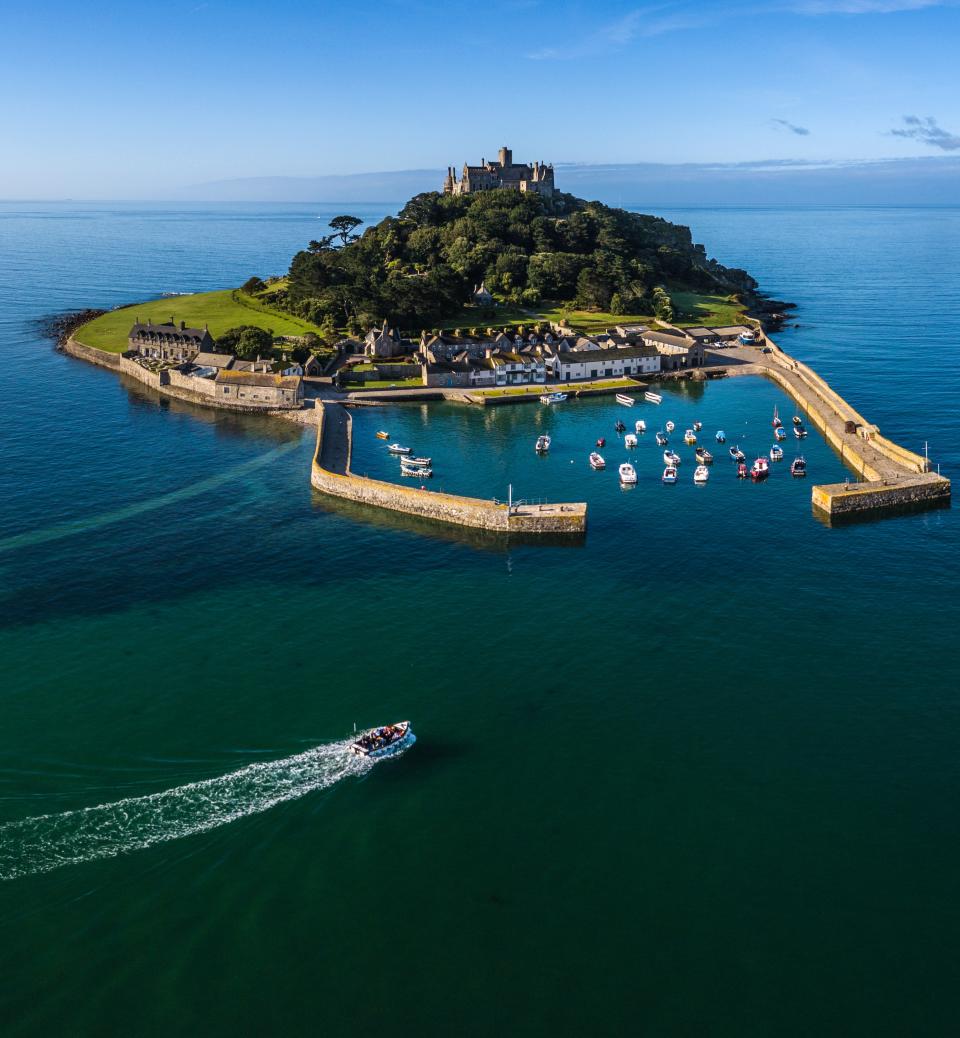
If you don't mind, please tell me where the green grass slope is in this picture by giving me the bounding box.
[75,289,325,353]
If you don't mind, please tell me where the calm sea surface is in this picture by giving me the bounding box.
[0,202,958,1036]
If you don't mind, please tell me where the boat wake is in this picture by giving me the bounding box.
[0,739,372,882]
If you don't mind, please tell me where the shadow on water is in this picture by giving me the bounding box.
[812,495,952,527]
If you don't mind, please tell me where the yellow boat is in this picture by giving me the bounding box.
[376,430,389,439]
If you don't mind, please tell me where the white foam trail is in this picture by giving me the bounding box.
[0,442,298,554]
[0,739,375,881]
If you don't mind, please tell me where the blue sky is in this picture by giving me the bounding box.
[1,0,958,198]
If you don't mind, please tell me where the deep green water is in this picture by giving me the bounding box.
[1,203,958,1036]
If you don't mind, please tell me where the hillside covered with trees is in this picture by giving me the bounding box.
[278,190,760,335]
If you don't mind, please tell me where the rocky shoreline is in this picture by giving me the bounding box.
[37,309,108,348]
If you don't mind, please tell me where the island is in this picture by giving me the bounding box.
[61,145,949,527]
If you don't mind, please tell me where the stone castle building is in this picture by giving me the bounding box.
[443,147,555,198]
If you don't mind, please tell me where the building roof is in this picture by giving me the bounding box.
[215,370,301,389]
[682,326,719,339]
[555,344,659,363]
[193,352,234,369]
[706,325,754,337]
[641,331,694,349]
[129,320,212,343]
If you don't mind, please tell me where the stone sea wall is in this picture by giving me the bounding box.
[311,403,586,535]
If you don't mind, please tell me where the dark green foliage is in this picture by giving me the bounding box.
[283,190,756,331]
[241,276,266,295]
[217,325,275,359]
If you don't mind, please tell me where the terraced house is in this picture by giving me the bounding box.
[129,319,215,364]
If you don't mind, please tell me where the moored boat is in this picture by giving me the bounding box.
[663,449,681,466]
[791,456,807,477]
[624,433,638,448]
[775,426,787,441]
[644,391,662,404]
[619,462,638,485]
[616,394,635,406]
[772,406,782,429]
[739,330,757,345]
[729,445,746,462]
[596,437,606,448]
[662,465,677,484]
[665,420,675,433]
[400,464,433,478]
[615,419,626,433]
[737,462,748,479]
[401,455,432,468]
[693,421,702,432]
[794,424,808,439]
[792,415,803,425]
[716,430,726,444]
[770,444,784,461]
[351,721,413,758]
[750,456,770,481]
[535,434,551,453]
[387,443,412,454]
[590,452,606,470]
[693,464,709,484]
[375,431,389,440]
[684,429,697,445]
[655,431,668,446]
[695,446,713,464]
[635,419,646,433]
[540,392,568,404]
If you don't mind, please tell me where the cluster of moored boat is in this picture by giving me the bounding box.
[378,432,434,478]
[535,402,810,485]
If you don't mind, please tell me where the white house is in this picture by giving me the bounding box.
[547,345,662,382]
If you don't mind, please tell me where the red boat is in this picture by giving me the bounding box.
[737,462,748,479]
[596,437,606,448]
[751,457,770,481]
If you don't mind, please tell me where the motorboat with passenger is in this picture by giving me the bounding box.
[624,433,638,448]
[684,429,697,445]
[619,462,638,486]
[662,466,677,484]
[665,420,675,433]
[693,464,710,484]
[792,415,803,426]
[535,434,551,453]
[716,430,726,444]
[615,419,626,433]
[387,443,412,454]
[655,431,668,447]
[751,456,770,481]
[644,391,662,404]
[791,456,807,477]
[695,446,713,464]
[635,419,647,433]
[663,449,681,466]
[794,424,808,439]
[590,452,606,470]
[351,721,413,758]
[729,445,746,462]
[616,394,635,406]
[770,444,784,461]
[693,421,702,432]
[540,392,568,404]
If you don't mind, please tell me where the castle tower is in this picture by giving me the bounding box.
[498,146,512,168]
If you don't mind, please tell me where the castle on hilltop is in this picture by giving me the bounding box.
[443,147,555,198]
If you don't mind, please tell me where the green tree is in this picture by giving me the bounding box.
[241,276,266,295]
[235,327,274,359]
[329,215,363,247]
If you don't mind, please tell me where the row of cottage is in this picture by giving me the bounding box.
[362,321,758,389]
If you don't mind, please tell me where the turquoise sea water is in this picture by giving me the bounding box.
[1,202,958,1036]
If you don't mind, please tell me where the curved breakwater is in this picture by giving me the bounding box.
[0,739,379,881]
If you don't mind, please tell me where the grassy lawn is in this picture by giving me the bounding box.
[74,288,325,353]
[345,378,423,390]
[670,291,746,328]
[471,377,643,398]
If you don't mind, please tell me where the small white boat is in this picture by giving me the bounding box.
[663,449,681,466]
[695,446,713,464]
[655,431,668,447]
[387,443,412,454]
[644,391,662,404]
[351,721,414,758]
[619,462,638,485]
[684,429,697,445]
[693,465,710,484]
[540,392,568,404]
[535,434,551,453]
[770,444,784,461]
[635,419,646,433]
[616,394,635,407]
[739,330,758,345]
[662,466,678,484]
[401,455,432,468]
[693,421,702,432]
[716,430,726,444]
[400,464,433,478]
[624,433,638,448]
[589,452,606,470]
[791,456,807,477]
[775,426,787,441]
[665,420,675,433]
